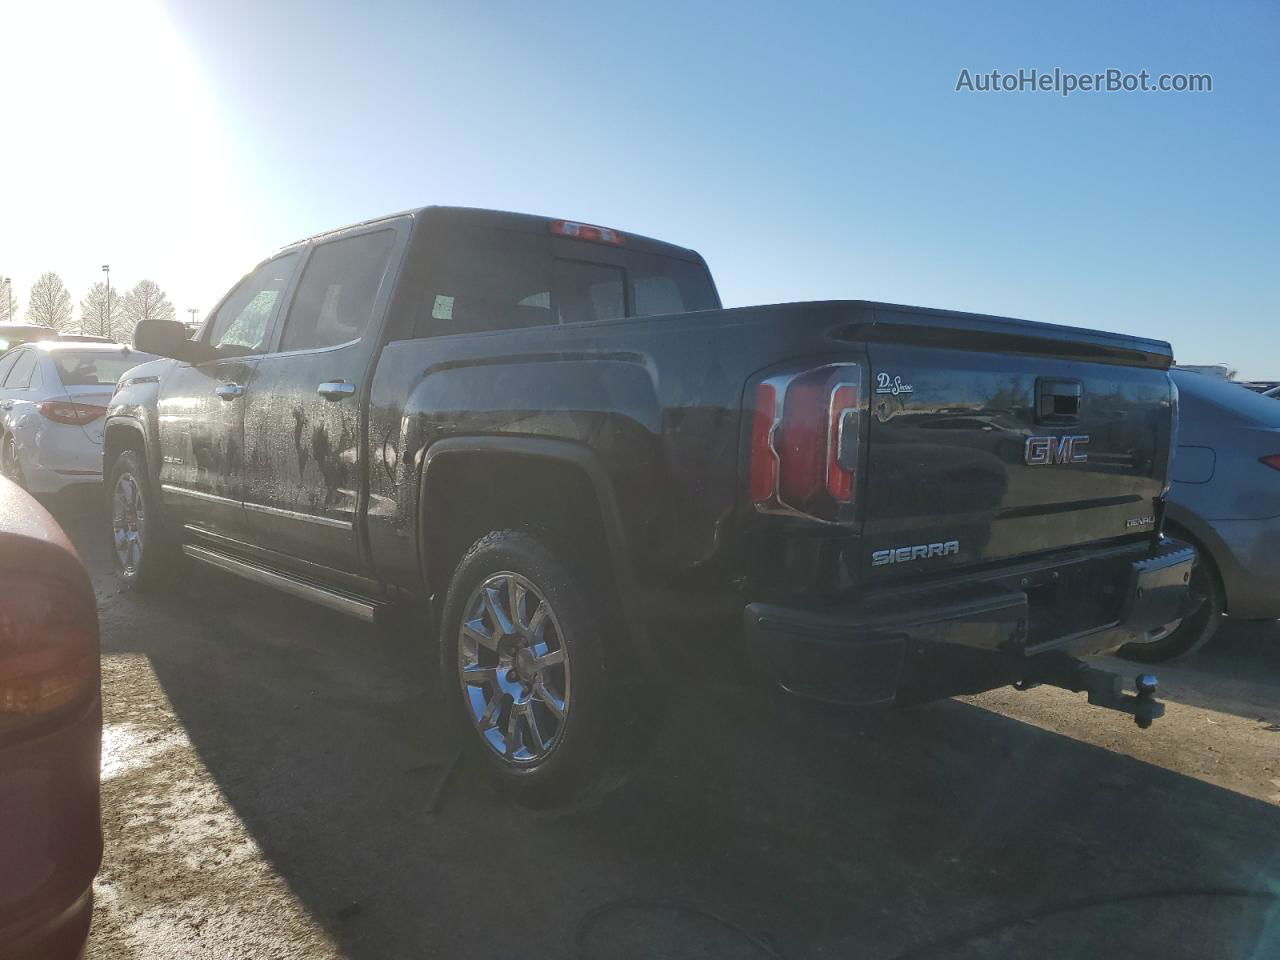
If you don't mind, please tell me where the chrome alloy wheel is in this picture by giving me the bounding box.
[457,571,570,765]
[112,472,146,576]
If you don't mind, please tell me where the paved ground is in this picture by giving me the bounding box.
[46,492,1279,959]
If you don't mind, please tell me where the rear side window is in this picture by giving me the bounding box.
[0,352,20,385]
[279,229,397,353]
[3,350,36,389]
[416,227,554,337]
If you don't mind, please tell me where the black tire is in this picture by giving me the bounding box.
[438,528,634,806]
[1119,553,1224,663]
[107,448,177,590]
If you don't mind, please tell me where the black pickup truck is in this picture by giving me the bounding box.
[107,206,1196,800]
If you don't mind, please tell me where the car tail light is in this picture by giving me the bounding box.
[550,219,624,245]
[37,400,106,425]
[1261,455,1280,471]
[0,570,99,732]
[750,363,864,522]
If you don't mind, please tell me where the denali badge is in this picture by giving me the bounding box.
[1024,434,1089,466]
[1126,516,1155,528]
[874,373,914,396]
[871,540,959,567]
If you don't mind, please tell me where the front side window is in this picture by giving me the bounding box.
[206,252,300,357]
[278,230,397,353]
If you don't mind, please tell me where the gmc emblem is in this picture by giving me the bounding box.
[1024,434,1089,466]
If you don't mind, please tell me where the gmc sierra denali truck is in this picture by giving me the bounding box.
[106,206,1196,801]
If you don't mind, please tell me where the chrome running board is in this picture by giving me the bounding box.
[182,544,381,623]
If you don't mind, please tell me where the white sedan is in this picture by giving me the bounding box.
[0,341,156,494]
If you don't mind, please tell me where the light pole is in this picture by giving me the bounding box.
[2,277,10,324]
[101,265,111,338]
[187,307,199,326]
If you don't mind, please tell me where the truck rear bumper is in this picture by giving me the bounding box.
[744,538,1197,706]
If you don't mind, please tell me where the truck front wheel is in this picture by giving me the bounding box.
[438,528,627,805]
[108,448,176,590]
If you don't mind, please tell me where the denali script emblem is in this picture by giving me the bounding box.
[1024,434,1089,466]
[1126,516,1155,528]
[871,540,959,567]
[874,373,914,396]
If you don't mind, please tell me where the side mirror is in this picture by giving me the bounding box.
[133,320,218,363]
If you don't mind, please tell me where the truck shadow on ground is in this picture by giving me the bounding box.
[53,492,1280,960]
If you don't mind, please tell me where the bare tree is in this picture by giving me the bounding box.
[0,280,20,324]
[80,281,128,340]
[25,272,74,331]
[122,279,176,326]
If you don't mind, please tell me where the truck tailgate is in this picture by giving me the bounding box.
[859,311,1175,580]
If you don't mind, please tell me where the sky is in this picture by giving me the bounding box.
[1,0,1276,376]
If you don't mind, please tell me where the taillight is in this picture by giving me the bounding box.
[550,219,625,245]
[1261,455,1280,471]
[0,571,99,731]
[750,363,864,522]
[749,383,779,503]
[37,400,106,425]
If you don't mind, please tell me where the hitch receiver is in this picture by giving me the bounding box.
[1031,657,1166,728]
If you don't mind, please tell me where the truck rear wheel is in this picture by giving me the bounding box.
[438,528,630,806]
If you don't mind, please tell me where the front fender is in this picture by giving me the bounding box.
[104,358,172,479]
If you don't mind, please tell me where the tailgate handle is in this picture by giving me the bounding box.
[1037,379,1081,424]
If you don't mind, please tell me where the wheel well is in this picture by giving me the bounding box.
[421,452,622,629]
[1163,518,1227,612]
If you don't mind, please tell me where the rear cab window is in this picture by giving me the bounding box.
[407,215,719,338]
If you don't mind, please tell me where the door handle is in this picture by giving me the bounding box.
[214,383,244,401]
[317,381,356,401]
[0,401,12,410]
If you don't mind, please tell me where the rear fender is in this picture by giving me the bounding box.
[416,436,647,656]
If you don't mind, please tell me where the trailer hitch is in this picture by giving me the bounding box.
[1019,657,1165,728]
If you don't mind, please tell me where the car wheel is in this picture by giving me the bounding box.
[1119,554,1223,662]
[1,435,26,488]
[108,448,175,589]
[438,528,632,806]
